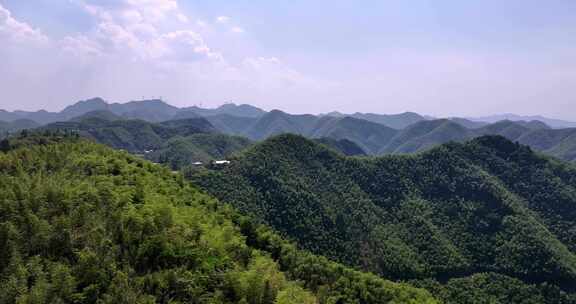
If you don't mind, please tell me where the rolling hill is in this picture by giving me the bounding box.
[309,116,398,154]
[0,134,436,303]
[470,114,576,129]
[191,134,576,303]
[349,112,427,129]
[5,98,576,162]
[148,133,253,169]
[378,119,576,161]
[313,137,367,156]
[0,119,40,133]
[181,103,266,118]
[40,116,217,152]
[0,98,267,125]
[211,110,398,154]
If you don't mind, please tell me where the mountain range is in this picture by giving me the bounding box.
[207,110,576,161]
[4,97,576,163]
[0,98,265,125]
[3,97,576,129]
[3,98,576,303]
[469,113,576,129]
[33,111,365,165]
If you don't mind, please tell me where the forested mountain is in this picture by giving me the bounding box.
[348,112,426,129]
[40,116,217,152]
[204,114,259,136]
[309,117,398,154]
[181,103,266,118]
[62,98,181,122]
[321,111,426,129]
[378,119,576,161]
[211,112,576,162]
[69,110,123,122]
[313,138,367,156]
[213,110,398,154]
[0,98,266,125]
[191,134,576,303]
[0,134,436,303]
[448,118,489,129]
[243,110,318,140]
[0,119,40,134]
[6,98,576,161]
[37,115,255,168]
[380,119,469,154]
[470,113,576,129]
[148,134,253,169]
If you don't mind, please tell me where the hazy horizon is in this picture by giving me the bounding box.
[1,0,575,119]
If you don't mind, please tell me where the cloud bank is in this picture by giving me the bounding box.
[0,0,321,111]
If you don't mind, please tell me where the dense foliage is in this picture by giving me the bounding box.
[192,108,576,161]
[6,98,576,161]
[0,135,436,303]
[192,134,576,303]
[148,134,253,169]
[0,119,40,139]
[40,117,216,153]
[313,138,367,156]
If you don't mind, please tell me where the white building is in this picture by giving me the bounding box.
[213,160,231,165]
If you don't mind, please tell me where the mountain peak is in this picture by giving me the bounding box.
[62,97,109,118]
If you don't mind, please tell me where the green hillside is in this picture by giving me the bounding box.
[244,110,318,140]
[313,138,367,156]
[148,134,253,169]
[41,117,217,152]
[0,119,40,134]
[0,134,437,304]
[380,120,468,154]
[192,134,576,303]
[310,117,397,154]
[348,112,426,129]
[205,114,259,136]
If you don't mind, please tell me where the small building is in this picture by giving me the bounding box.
[192,161,203,166]
[213,160,231,165]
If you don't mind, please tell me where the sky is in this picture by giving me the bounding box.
[0,0,575,119]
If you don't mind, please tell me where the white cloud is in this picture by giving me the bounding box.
[0,3,49,45]
[216,16,230,24]
[0,1,323,111]
[81,0,179,23]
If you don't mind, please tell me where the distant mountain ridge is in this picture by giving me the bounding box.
[40,115,217,152]
[207,110,576,161]
[323,111,427,129]
[5,97,576,161]
[3,97,576,131]
[469,113,576,129]
[0,98,267,124]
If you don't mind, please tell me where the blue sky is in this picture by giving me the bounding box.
[1,0,575,119]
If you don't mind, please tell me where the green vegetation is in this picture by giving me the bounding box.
[377,119,576,161]
[0,134,437,303]
[148,134,253,169]
[346,112,426,129]
[192,134,576,303]
[5,97,576,162]
[0,119,40,138]
[313,138,367,156]
[40,117,216,152]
